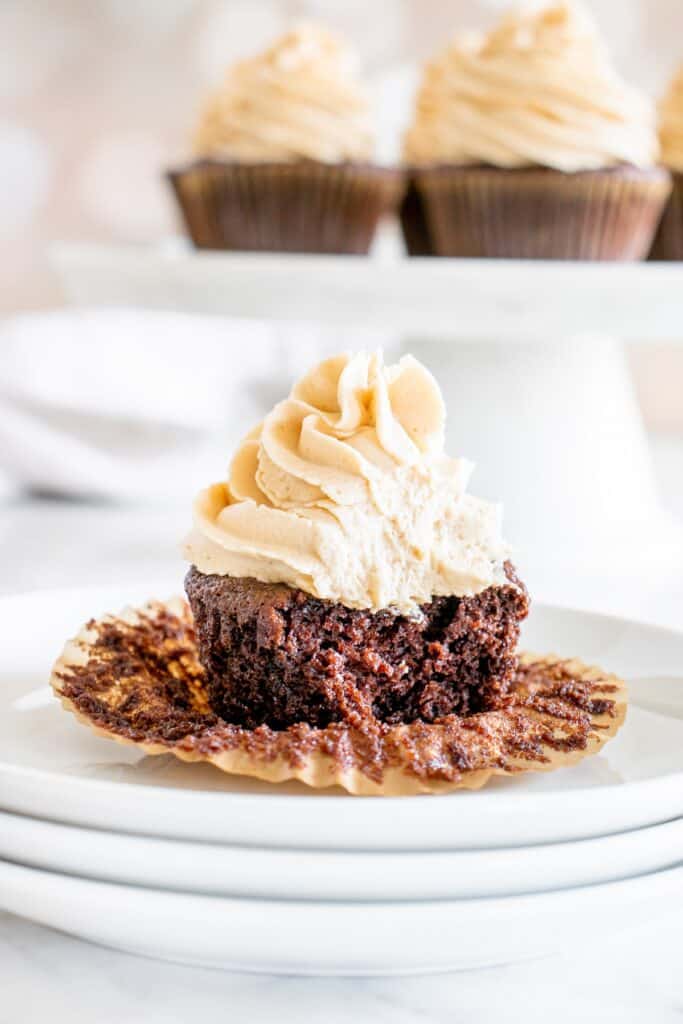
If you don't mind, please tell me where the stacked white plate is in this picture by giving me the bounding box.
[1,586,682,975]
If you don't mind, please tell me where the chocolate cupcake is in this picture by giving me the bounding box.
[649,66,683,259]
[51,350,628,795]
[401,2,670,260]
[168,26,403,254]
[182,351,528,734]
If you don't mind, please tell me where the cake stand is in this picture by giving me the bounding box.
[51,239,683,579]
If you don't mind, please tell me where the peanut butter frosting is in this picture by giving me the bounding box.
[659,65,683,172]
[403,1,659,172]
[184,352,511,612]
[193,25,373,163]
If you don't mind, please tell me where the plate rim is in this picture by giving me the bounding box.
[2,855,681,974]
[2,851,682,909]
[1,804,681,852]
[0,807,681,901]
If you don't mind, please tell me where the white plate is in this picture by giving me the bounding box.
[1,809,681,900]
[1,586,683,850]
[0,857,681,975]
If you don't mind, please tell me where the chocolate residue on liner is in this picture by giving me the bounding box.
[53,601,622,788]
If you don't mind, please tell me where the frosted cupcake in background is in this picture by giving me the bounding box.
[168,25,404,254]
[401,1,670,260]
[649,66,683,259]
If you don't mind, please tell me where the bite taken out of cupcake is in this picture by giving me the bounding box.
[401,1,670,260]
[51,351,627,795]
[649,64,683,259]
[168,24,404,254]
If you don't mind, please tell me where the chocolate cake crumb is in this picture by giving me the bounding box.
[184,563,529,730]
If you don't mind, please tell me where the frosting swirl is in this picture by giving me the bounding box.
[193,25,373,163]
[403,2,658,172]
[184,352,510,612]
[659,66,683,171]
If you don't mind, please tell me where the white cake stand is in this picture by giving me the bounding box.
[52,240,683,578]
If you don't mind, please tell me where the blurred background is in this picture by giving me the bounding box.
[1,0,683,617]
[2,0,683,418]
[1,0,682,308]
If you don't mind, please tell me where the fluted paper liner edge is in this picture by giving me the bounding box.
[51,599,627,797]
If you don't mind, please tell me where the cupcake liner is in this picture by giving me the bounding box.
[51,599,627,797]
[649,170,683,260]
[167,160,404,255]
[409,165,671,260]
[398,180,435,255]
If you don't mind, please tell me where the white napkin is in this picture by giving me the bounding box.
[0,308,280,500]
[0,308,393,501]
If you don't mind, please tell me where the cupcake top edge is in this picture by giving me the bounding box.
[659,65,683,172]
[183,351,512,614]
[403,1,659,173]
[193,23,374,165]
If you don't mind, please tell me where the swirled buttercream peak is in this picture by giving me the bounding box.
[193,24,373,163]
[184,352,511,611]
[403,1,658,172]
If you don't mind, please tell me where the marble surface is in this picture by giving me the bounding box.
[1,909,682,1024]
[1,435,683,1021]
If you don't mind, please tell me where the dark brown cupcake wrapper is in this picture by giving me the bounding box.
[648,170,683,260]
[167,159,405,255]
[403,164,671,261]
[398,180,435,256]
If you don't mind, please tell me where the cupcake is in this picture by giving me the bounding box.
[182,351,528,728]
[52,350,627,794]
[182,353,531,730]
[401,2,670,260]
[168,25,404,254]
[649,66,683,259]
